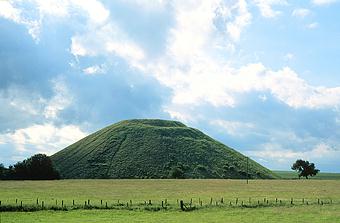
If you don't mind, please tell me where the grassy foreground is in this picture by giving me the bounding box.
[1,179,340,222]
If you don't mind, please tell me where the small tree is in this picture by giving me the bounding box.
[291,159,319,179]
[0,163,5,178]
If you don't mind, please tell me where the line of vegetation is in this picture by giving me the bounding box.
[0,197,335,212]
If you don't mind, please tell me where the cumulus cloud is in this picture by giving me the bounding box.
[0,1,40,41]
[307,22,319,29]
[253,0,287,18]
[226,0,252,42]
[312,0,338,5]
[44,78,73,119]
[210,119,255,137]
[83,65,106,75]
[0,123,87,155]
[248,143,340,168]
[292,8,311,18]
[70,23,145,67]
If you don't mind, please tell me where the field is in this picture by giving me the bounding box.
[1,179,340,222]
[274,171,340,180]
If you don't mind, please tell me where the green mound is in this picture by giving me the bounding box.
[51,119,277,179]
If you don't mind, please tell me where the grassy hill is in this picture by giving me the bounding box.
[51,119,277,179]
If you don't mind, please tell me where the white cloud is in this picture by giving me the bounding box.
[120,0,169,11]
[70,23,145,68]
[70,0,109,24]
[307,22,319,29]
[226,0,252,42]
[44,78,73,119]
[0,1,21,22]
[210,119,255,136]
[312,0,338,6]
[0,0,109,42]
[284,53,294,61]
[83,65,106,75]
[292,8,311,18]
[253,0,287,18]
[0,124,87,155]
[248,143,340,165]
[0,1,40,41]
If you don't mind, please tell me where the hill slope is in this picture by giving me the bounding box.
[51,119,277,179]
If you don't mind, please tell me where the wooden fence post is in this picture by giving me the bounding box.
[180,200,185,211]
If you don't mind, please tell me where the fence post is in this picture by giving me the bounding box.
[42,201,44,209]
[101,200,103,206]
[73,200,75,206]
[210,198,213,205]
[162,201,164,208]
[36,198,39,205]
[180,200,185,211]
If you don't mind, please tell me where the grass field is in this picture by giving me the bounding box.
[274,170,340,180]
[1,179,340,222]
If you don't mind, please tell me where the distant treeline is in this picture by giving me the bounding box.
[0,154,60,180]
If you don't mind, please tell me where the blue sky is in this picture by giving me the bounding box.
[1,0,340,172]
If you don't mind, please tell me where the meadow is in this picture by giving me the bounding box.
[1,178,340,222]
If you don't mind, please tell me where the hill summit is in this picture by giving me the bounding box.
[51,119,277,179]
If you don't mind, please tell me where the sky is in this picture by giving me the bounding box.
[0,0,340,172]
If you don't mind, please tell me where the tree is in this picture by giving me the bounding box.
[169,166,185,179]
[0,163,5,178]
[16,154,60,180]
[2,154,60,180]
[291,159,319,179]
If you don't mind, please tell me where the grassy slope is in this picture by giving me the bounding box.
[51,119,276,179]
[1,179,340,223]
[274,171,340,180]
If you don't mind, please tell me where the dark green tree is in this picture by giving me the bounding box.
[291,159,319,179]
[0,163,5,178]
[169,166,185,179]
[11,154,60,180]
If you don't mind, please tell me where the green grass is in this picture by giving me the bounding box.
[51,119,276,179]
[1,179,340,222]
[2,205,340,223]
[274,171,340,180]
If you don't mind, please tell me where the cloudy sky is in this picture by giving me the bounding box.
[1,0,339,172]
